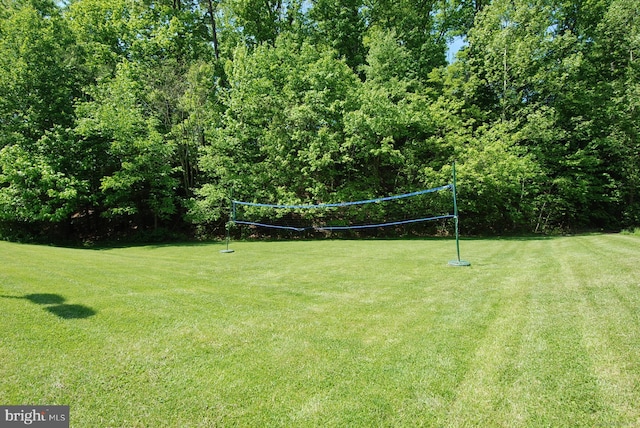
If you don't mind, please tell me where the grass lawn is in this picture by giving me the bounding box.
[1,234,640,427]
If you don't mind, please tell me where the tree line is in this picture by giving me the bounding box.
[0,0,638,241]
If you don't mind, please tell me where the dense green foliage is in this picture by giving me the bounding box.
[0,0,638,240]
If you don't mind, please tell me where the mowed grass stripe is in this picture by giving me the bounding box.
[564,235,640,425]
[513,240,606,426]
[445,241,537,426]
[1,236,640,426]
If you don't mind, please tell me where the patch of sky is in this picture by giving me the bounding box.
[447,35,467,63]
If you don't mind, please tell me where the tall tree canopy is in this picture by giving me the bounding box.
[0,0,638,241]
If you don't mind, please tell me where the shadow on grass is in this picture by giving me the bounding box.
[461,234,557,242]
[43,232,580,252]
[45,303,96,319]
[1,293,96,319]
[86,240,221,251]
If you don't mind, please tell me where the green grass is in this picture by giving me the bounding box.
[1,235,640,427]
[622,227,640,236]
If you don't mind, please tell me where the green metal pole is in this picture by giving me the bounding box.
[220,193,235,253]
[452,161,461,262]
[449,161,470,266]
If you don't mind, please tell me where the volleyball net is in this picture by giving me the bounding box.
[224,162,469,265]
[232,185,454,233]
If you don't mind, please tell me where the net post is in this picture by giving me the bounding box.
[449,161,470,266]
[220,195,235,253]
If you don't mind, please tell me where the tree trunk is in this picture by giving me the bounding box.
[207,0,220,60]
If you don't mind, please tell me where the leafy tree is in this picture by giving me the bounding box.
[0,0,80,143]
[443,0,639,232]
[224,0,304,46]
[308,0,367,71]
[363,0,448,77]
[76,62,179,227]
[192,36,360,225]
[589,0,640,226]
[72,0,220,232]
[0,0,90,235]
[345,29,439,196]
[0,133,89,224]
[1,0,639,240]
[66,0,133,81]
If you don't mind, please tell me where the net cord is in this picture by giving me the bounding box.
[232,184,452,209]
[234,214,455,232]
